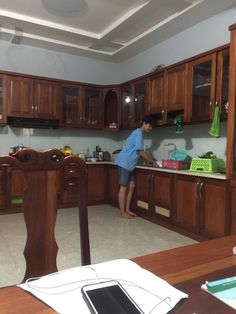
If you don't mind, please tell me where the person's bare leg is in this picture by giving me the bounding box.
[118,185,133,218]
[126,181,136,217]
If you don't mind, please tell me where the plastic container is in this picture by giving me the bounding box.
[162,160,191,170]
[190,158,225,173]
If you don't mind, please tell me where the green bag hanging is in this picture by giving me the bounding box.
[209,106,220,137]
[174,114,184,134]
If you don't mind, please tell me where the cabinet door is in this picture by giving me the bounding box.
[87,165,107,203]
[0,168,6,210]
[10,169,25,209]
[230,179,236,234]
[146,72,165,115]
[103,87,120,130]
[133,80,145,127]
[108,165,119,207]
[134,170,152,217]
[200,179,229,238]
[165,64,188,121]
[60,84,82,127]
[216,48,229,120]
[174,175,200,233]
[121,80,145,129]
[34,80,58,119]
[83,87,103,129]
[6,75,34,117]
[0,75,6,125]
[188,54,217,122]
[152,172,173,220]
[121,84,133,128]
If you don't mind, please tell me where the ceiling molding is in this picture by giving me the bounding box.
[0,0,235,61]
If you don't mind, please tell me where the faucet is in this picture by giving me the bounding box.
[164,143,176,159]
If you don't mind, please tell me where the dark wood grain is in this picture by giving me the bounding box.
[1,236,236,313]
[0,149,90,283]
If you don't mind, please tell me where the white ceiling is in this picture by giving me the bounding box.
[0,0,236,61]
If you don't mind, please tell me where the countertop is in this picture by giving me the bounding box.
[86,161,226,180]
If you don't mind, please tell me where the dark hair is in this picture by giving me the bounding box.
[141,115,155,126]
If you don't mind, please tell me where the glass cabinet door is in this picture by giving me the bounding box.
[121,85,132,128]
[190,54,216,122]
[133,81,145,127]
[61,85,81,127]
[83,87,103,128]
[103,88,120,130]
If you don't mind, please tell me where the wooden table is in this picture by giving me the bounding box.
[1,236,236,313]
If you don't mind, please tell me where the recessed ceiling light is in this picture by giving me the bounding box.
[41,0,87,15]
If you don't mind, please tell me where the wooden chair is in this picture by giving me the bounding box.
[0,148,91,282]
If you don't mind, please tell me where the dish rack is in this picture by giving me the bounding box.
[190,158,225,173]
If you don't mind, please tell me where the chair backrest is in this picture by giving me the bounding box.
[0,148,91,282]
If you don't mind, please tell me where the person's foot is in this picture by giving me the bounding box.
[127,210,136,217]
[120,212,135,219]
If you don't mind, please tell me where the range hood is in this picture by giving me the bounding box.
[7,117,59,129]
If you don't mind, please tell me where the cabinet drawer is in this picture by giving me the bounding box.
[64,163,81,178]
[64,178,79,190]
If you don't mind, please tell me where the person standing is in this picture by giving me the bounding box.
[115,117,157,219]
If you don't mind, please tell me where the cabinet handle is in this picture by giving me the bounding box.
[68,182,76,186]
[209,99,213,110]
[69,170,77,173]
[199,182,203,201]
[31,105,34,111]
[196,181,200,199]
[35,106,38,111]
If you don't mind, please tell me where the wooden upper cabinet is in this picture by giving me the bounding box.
[60,83,82,128]
[103,87,121,130]
[121,79,146,129]
[6,76,34,117]
[188,49,229,123]
[146,71,165,116]
[6,75,59,119]
[82,86,103,129]
[165,64,188,121]
[0,74,6,125]
[146,65,188,124]
[34,80,58,119]
[216,48,230,120]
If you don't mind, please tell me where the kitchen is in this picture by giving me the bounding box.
[0,1,236,309]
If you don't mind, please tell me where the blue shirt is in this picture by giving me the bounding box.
[115,128,143,171]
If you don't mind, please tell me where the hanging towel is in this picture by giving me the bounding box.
[174,114,184,134]
[209,106,220,137]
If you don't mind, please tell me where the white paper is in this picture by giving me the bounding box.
[19,259,187,314]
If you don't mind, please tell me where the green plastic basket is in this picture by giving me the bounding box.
[190,158,225,173]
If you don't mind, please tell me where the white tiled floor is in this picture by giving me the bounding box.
[0,205,197,287]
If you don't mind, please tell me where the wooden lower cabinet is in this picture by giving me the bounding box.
[174,175,200,233]
[108,165,119,207]
[0,168,7,210]
[134,169,151,216]
[134,169,173,220]
[1,164,230,240]
[230,178,236,234]
[60,163,108,207]
[87,164,107,204]
[152,172,173,220]
[200,179,229,238]
[174,175,229,238]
